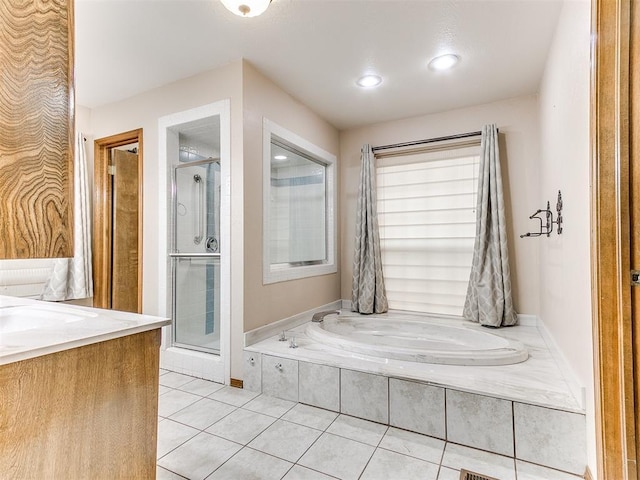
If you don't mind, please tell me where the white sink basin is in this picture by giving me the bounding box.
[0,306,97,334]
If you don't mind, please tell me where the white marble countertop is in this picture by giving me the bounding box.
[0,295,170,365]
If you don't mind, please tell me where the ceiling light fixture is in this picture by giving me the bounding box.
[221,0,271,17]
[429,54,460,71]
[356,74,383,88]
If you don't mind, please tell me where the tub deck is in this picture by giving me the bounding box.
[245,318,583,414]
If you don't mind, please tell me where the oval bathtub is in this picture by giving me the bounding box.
[305,312,528,366]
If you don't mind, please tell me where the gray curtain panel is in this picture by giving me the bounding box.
[463,124,517,327]
[351,144,388,314]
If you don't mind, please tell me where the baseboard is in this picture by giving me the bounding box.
[244,300,342,346]
[583,465,594,480]
[230,378,243,388]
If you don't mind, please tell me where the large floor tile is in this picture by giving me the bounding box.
[516,460,584,480]
[157,432,241,480]
[360,448,439,480]
[326,414,388,446]
[205,447,293,480]
[282,404,338,431]
[157,419,200,459]
[156,466,187,479]
[436,467,460,480]
[441,443,516,480]
[209,386,260,406]
[160,371,197,389]
[178,378,225,397]
[158,389,202,418]
[298,432,375,480]
[169,398,236,430]
[206,408,276,445]
[248,419,323,463]
[243,394,296,418]
[281,465,337,480]
[379,427,445,464]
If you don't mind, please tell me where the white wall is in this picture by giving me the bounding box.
[538,0,594,474]
[340,95,541,316]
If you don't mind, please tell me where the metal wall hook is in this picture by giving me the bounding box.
[520,190,563,238]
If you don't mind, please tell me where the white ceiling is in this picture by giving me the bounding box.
[75,0,564,130]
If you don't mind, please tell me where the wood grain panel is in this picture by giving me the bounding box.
[0,0,74,258]
[112,149,140,313]
[590,0,638,478]
[0,329,161,479]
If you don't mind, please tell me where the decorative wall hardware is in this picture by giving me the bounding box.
[520,190,563,238]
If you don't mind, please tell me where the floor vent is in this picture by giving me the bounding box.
[459,469,499,480]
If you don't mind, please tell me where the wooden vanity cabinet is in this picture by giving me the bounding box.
[0,0,75,258]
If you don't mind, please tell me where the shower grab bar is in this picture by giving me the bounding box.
[169,253,221,258]
[193,174,204,245]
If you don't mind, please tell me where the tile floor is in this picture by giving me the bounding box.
[157,370,582,480]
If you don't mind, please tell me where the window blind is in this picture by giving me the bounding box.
[376,144,480,316]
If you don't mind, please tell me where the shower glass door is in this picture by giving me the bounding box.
[172,158,221,354]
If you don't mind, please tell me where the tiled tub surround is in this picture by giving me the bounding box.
[244,320,587,476]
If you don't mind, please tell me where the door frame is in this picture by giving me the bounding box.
[591,0,639,478]
[93,129,143,312]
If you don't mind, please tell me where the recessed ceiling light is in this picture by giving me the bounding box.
[274,155,287,160]
[356,74,383,88]
[429,54,460,71]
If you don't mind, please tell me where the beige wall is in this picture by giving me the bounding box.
[538,1,594,474]
[241,60,341,334]
[87,61,243,317]
[339,95,541,316]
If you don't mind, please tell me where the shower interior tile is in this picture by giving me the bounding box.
[298,361,340,412]
[261,355,299,402]
[340,369,388,424]
[513,402,586,475]
[243,351,262,392]
[445,389,514,457]
[389,378,446,439]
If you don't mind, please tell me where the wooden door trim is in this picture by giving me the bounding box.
[93,129,143,312]
[590,0,638,478]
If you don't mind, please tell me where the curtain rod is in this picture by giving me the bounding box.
[371,129,495,152]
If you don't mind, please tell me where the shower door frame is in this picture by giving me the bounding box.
[170,158,221,354]
[157,100,231,385]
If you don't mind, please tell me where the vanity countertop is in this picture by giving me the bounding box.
[0,295,170,365]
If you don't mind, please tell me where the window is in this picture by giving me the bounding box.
[376,143,480,316]
[263,119,336,284]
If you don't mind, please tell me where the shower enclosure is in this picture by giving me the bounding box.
[170,141,222,354]
[160,102,229,382]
